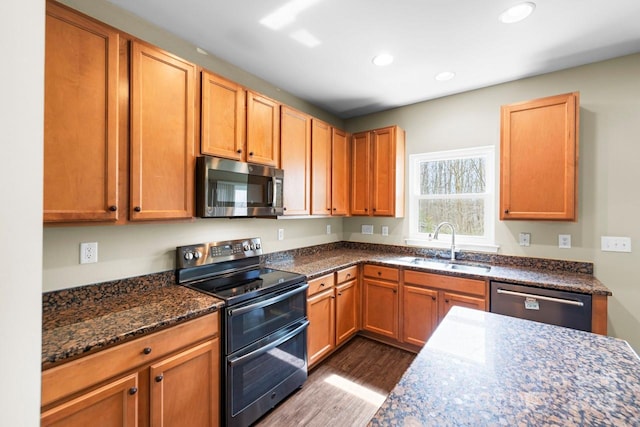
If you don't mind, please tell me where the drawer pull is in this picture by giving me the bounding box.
[129,387,138,395]
[143,347,152,355]
[320,283,325,287]
[155,375,164,383]
[432,296,436,301]
[346,273,351,278]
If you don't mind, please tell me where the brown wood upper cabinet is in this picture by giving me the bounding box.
[351,126,405,217]
[200,70,246,161]
[129,40,196,220]
[500,92,579,221]
[44,2,120,222]
[281,106,311,215]
[246,91,280,167]
[311,120,351,216]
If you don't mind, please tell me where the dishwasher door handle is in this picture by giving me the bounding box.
[496,288,585,307]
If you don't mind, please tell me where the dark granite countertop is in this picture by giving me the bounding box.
[266,247,611,296]
[370,306,640,426]
[42,271,223,369]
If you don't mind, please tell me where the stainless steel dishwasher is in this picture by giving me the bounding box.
[490,281,592,331]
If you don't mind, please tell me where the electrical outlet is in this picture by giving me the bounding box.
[361,224,374,235]
[277,229,284,241]
[519,232,531,247]
[80,242,98,264]
[382,226,389,236]
[601,236,632,252]
[558,234,571,249]
[326,224,331,235]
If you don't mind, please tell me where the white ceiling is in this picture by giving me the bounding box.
[106,0,640,119]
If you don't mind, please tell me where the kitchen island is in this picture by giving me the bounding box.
[369,307,640,426]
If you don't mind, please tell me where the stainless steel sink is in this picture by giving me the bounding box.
[392,257,491,274]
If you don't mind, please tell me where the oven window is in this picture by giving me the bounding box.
[228,323,307,416]
[227,285,306,354]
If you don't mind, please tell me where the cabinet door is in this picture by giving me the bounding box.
[335,279,358,346]
[44,3,119,222]
[500,92,579,220]
[41,373,138,427]
[440,292,485,319]
[311,119,332,215]
[246,91,280,166]
[307,288,336,367]
[351,131,371,216]
[201,71,245,160]
[130,41,196,220]
[331,128,350,216]
[402,285,438,347]
[362,278,398,339]
[371,126,404,217]
[150,339,220,427]
[281,106,311,215]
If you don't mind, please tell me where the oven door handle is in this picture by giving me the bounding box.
[228,283,308,317]
[228,320,309,367]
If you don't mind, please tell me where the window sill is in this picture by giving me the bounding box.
[404,238,500,254]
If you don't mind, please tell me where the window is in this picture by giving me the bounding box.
[407,146,497,251]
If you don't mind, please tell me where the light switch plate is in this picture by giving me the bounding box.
[361,224,374,235]
[601,236,632,252]
[519,232,531,247]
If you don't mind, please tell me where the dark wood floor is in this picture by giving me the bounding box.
[255,336,416,427]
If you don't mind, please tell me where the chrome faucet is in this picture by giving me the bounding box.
[433,222,456,260]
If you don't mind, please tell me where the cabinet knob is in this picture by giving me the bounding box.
[333,208,336,211]
[504,209,509,214]
[320,283,325,287]
[364,208,368,212]
[134,206,141,212]
[346,273,351,278]
[432,296,436,301]
[337,292,342,296]
[249,151,254,156]
[327,208,331,211]
[129,387,138,395]
[155,375,164,383]
[143,347,152,355]
[393,289,397,294]
[445,299,450,303]
[237,149,242,154]
[283,207,287,211]
[109,205,117,212]
[377,271,382,276]
[373,208,377,212]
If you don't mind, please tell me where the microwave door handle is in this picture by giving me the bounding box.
[271,178,277,206]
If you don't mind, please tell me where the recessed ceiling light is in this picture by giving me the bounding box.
[499,2,536,24]
[435,71,456,81]
[372,53,394,66]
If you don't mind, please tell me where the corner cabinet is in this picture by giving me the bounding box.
[44,2,120,222]
[281,106,311,215]
[130,41,196,220]
[41,313,220,427]
[500,92,579,221]
[351,126,405,217]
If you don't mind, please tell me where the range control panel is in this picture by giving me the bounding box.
[176,237,263,269]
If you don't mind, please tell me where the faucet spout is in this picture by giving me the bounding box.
[433,221,456,260]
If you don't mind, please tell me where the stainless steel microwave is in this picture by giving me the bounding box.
[196,156,284,218]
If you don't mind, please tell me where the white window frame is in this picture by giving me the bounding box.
[405,145,498,253]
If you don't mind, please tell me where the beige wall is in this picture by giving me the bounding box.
[344,54,640,352]
[0,1,44,424]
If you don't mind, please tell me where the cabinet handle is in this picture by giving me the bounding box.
[320,283,325,287]
[346,273,351,278]
[283,207,287,211]
[373,208,377,212]
[393,289,397,294]
[364,208,368,212]
[129,387,138,395]
[249,151,254,156]
[332,208,336,211]
[155,375,164,383]
[237,149,242,154]
[109,205,117,212]
[445,299,450,303]
[331,295,336,299]
[134,206,141,212]
[377,271,382,276]
[432,296,436,301]
[143,347,152,355]
[327,208,331,211]
[337,292,342,296]
[504,209,509,214]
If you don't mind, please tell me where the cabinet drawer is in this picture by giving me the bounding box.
[404,270,486,297]
[363,264,399,282]
[336,265,358,284]
[42,312,219,407]
[308,273,335,296]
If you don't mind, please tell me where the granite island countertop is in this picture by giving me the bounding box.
[369,306,640,426]
[265,247,611,296]
[42,271,223,369]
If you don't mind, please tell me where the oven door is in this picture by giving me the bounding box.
[226,283,308,354]
[227,319,309,427]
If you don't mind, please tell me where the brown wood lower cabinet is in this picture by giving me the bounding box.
[307,266,359,368]
[362,265,399,340]
[41,313,220,427]
[402,270,487,348]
